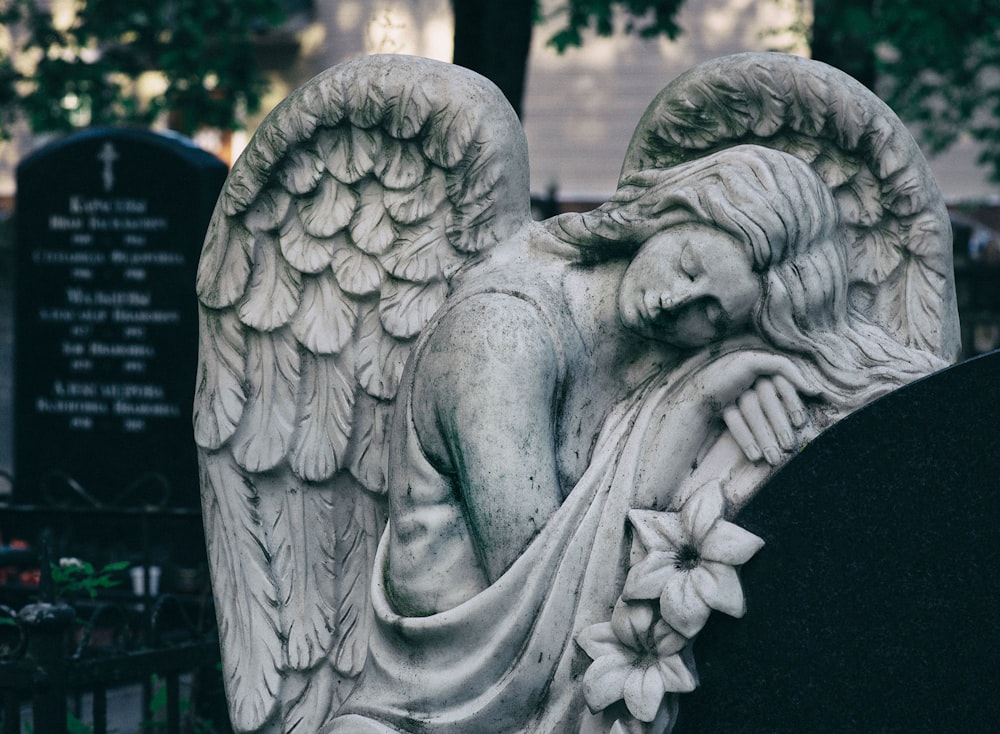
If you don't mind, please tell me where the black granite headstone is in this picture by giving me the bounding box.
[675,350,1000,733]
[14,128,226,507]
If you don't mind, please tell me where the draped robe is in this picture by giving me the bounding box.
[324,355,762,733]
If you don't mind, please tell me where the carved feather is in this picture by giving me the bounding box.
[243,188,292,234]
[738,65,787,138]
[382,219,463,282]
[238,232,304,331]
[231,328,300,474]
[811,150,857,189]
[446,196,500,254]
[297,73,346,129]
[194,307,247,451]
[779,63,829,137]
[851,226,904,284]
[278,147,325,196]
[200,453,283,733]
[330,476,383,675]
[864,114,911,178]
[445,141,496,205]
[355,304,410,400]
[345,392,392,495]
[350,179,398,255]
[271,90,322,145]
[278,212,335,275]
[835,168,884,229]
[325,126,379,184]
[377,138,429,190]
[280,665,340,734]
[826,85,870,151]
[330,236,385,297]
[221,158,268,217]
[290,352,356,482]
[422,105,475,168]
[904,210,951,262]
[197,213,254,309]
[297,174,358,239]
[885,256,946,353]
[258,474,339,670]
[384,166,447,224]
[345,72,385,129]
[882,165,929,218]
[291,270,359,355]
[885,211,952,352]
[385,81,432,139]
[379,277,448,340]
[242,121,290,199]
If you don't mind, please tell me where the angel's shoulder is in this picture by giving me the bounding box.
[420,290,562,382]
[410,290,564,471]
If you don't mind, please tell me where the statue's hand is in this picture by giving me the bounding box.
[723,375,812,466]
[691,351,822,466]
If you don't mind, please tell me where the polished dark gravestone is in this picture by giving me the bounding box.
[14,128,226,506]
[675,350,1000,733]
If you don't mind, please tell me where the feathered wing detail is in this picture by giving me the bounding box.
[193,307,246,450]
[199,453,283,733]
[619,52,960,363]
[194,55,530,733]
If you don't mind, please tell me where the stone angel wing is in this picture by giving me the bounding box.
[619,51,960,362]
[193,55,529,734]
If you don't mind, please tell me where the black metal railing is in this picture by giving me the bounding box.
[0,522,225,733]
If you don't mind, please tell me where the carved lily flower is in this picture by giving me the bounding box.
[577,600,697,722]
[623,483,764,638]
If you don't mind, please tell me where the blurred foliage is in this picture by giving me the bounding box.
[873,0,1000,182]
[540,0,687,52]
[0,0,285,138]
[810,0,1000,182]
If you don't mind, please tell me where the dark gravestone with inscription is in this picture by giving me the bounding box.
[14,128,226,507]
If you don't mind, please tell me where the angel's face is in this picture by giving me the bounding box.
[617,223,761,348]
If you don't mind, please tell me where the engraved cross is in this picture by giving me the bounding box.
[97,141,119,192]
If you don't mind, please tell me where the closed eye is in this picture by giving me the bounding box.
[679,242,700,281]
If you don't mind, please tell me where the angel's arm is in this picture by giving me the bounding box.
[412,293,564,582]
[631,351,821,510]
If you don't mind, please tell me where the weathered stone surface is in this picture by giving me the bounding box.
[196,53,960,733]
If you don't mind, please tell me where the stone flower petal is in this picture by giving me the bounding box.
[680,481,725,545]
[622,551,676,602]
[583,650,633,713]
[656,654,698,693]
[578,622,628,661]
[611,599,654,651]
[700,520,764,565]
[629,509,687,552]
[691,561,746,618]
[652,621,688,658]
[624,664,666,722]
[659,567,712,638]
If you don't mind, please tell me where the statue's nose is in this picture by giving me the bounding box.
[657,286,696,313]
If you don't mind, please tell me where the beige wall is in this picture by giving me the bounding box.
[522,0,808,200]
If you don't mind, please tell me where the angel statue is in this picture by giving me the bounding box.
[194,53,958,733]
